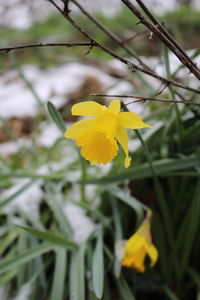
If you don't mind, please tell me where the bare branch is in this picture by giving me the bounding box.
[0,42,92,53]
[91,93,200,106]
[121,29,148,44]
[46,0,200,95]
[68,0,151,71]
[121,0,200,80]
[135,0,198,71]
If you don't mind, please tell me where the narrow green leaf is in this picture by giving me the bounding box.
[82,157,200,184]
[76,244,86,300]
[163,286,180,300]
[116,276,136,300]
[108,186,145,226]
[111,198,123,278]
[0,269,18,286]
[188,267,200,290]
[92,229,104,299]
[50,247,67,300]
[180,179,200,275]
[70,244,86,300]
[0,180,36,207]
[44,182,72,238]
[0,242,52,275]
[47,101,66,134]
[17,225,78,250]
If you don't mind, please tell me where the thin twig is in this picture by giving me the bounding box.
[46,0,200,95]
[120,0,200,80]
[0,42,92,53]
[175,91,200,117]
[68,0,151,70]
[135,0,199,71]
[121,29,148,44]
[91,93,200,106]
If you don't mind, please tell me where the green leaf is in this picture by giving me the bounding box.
[92,228,104,299]
[188,267,200,290]
[70,243,86,300]
[47,101,66,134]
[50,247,67,300]
[180,179,200,275]
[44,182,73,238]
[110,198,123,278]
[0,242,52,275]
[17,225,78,250]
[116,276,136,300]
[108,186,145,226]
[163,286,180,300]
[82,157,200,184]
[0,180,36,207]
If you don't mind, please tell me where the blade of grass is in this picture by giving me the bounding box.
[110,197,123,278]
[188,267,200,290]
[0,242,52,274]
[50,247,67,300]
[108,186,145,226]
[92,228,104,299]
[0,180,36,207]
[116,276,136,300]
[69,243,86,300]
[47,101,66,134]
[162,43,183,149]
[82,156,200,184]
[17,225,78,250]
[44,182,72,237]
[180,179,200,276]
[163,286,180,300]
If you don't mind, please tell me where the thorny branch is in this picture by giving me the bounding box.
[91,93,200,107]
[46,0,200,96]
[121,0,200,80]
[65,0,151,70]
[135,0,198,70]
[0,42,92,53]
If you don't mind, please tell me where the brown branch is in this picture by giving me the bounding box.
[68,0,151,71]
[91,93,200,106]
[135,0,199,71]
[0,42,92,53]
[121,29,148,44]
[46,0,200,95]
[175,91,200,117]
[120,0,200,81]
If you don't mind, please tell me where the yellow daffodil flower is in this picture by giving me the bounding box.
[122,210,158,272]
[64,100,152,168]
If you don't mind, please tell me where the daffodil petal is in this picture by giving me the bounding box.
[145,243,158,267]
[64,118,96,140]
[122,247,146,272]
[72,101,106,116]
[123,232,145,254]
[107,99,121,114]
[119,112,152,129]
[115,126,131,168]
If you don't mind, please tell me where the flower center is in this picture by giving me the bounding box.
[76,129,118,165]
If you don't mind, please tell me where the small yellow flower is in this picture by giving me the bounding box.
[122,210,158,272]
[64,100,152,168]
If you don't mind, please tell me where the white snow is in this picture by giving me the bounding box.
[2,179,43,220]
[63,202,95,244]
[0,63,115,119]
[13,282,32,300]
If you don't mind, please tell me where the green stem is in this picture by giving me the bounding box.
[135,130,173,244]
[80,156,87,204]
